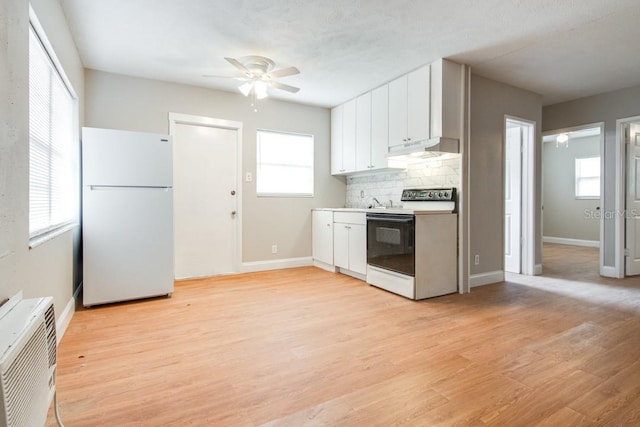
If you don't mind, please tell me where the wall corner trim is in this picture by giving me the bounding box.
[469,270,505,288]
[240,257,313,273]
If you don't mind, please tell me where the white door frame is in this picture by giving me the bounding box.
[616,116,640,278]
[168,112,243,274]
[541,122,605,275]
[504,116,537,275]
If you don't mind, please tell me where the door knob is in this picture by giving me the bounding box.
[230,190,236,195]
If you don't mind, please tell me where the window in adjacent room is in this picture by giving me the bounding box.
[256,130,314,196]
[29,20,78,244]
[575,156,600,199]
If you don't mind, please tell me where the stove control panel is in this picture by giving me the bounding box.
[401,188,456,202]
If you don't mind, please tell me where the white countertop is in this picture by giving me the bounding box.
[313,207,455,215]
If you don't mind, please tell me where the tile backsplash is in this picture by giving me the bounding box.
[345,156,461,208]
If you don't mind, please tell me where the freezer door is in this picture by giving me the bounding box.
[82,127,172,187]
[83,186,174,306]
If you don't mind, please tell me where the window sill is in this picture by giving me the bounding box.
[29,222,79,249]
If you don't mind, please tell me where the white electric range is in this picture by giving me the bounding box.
[365,188,458,300]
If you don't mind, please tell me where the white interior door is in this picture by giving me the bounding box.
[626,122,640,275]
[505,124,522,273]
[173,121,238,279]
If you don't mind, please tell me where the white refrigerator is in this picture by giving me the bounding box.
[82,127,174,307]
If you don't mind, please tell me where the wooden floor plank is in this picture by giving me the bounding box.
[47,244,640,426]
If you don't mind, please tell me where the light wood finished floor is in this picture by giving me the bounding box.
[48,260,640,426]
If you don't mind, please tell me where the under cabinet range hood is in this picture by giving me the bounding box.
[387,136,459,159]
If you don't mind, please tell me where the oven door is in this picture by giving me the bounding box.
[366,213,415,276]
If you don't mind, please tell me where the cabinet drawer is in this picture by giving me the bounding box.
[334,212,366,225]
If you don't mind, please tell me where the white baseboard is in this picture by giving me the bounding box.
[336,268,366,281]
[312,259,337,273]
[543,236,599,248]
[57,284,80,344]
[240,257,313,273]
[470,270,504,288]
[534,264,543,275]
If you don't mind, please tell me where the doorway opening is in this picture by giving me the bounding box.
[541,124,604,281]
[617,117,640,277]
[504,117,536,275]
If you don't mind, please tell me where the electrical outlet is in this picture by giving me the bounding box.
[271,244,278,254]
[474,254,480,265]
[245,172,253,182]
[360,190,365,198]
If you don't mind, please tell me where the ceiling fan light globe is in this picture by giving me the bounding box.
[238,82,252,97]
[254,80,269,99]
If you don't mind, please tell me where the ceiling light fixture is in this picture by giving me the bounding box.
[238,79,269,112]
[556,133,569,148]
[204,56,300,112]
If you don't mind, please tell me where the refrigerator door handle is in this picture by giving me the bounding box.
[88,185,172,191]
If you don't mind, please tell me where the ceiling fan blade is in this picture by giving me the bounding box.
[224,57,251,76]
[268,66,300,78]
[202,74,248,81]
[270,81,300,93]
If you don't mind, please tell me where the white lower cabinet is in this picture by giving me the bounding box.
[312,210,333,266]
[333,212,366,275]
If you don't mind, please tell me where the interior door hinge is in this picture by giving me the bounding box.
[624,248,630,257]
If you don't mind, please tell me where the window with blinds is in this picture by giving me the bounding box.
[29,24,77,239]
[256,130,314,197]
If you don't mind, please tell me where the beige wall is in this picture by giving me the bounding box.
[84,70,346,263]
[469,74,543,276]
[543,83,640,267]
[0,0,84,324]
[543,135,600,242]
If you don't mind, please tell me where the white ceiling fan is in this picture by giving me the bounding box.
[207,56,300,110]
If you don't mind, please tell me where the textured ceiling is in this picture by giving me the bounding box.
[59,0,640,108]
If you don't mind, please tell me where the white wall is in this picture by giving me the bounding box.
[83,69,345,263]
[543,83,640,267]
[0,0,84,327]
[543,135,600,242]
[346,157,460,208]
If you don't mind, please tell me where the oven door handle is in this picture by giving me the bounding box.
[366,215,414,223]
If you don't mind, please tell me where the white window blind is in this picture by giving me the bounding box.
[29,25,76,238]
[575,157,600,199]
[256,130,314,196]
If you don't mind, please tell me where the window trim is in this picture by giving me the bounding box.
[28,7,79,246]
[575,156,600,200]
[256,129,315,198]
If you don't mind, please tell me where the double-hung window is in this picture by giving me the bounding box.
[29,22,78,243]
[575,157,600,199]
[256,130,314,197]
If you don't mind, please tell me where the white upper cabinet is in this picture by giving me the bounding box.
[330,58,463,175]
[342,99,357,173]
[331,100,357,174]
[330,104,343,175]
[370,84,389,170]
[355,92,372,171]
[388,65,430,147]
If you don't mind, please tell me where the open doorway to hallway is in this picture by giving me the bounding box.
[541,125,603,280]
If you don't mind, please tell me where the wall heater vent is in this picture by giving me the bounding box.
[0,293,57,427]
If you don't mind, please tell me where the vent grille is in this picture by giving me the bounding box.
[1,322,52,427]
[44,304,57,367]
